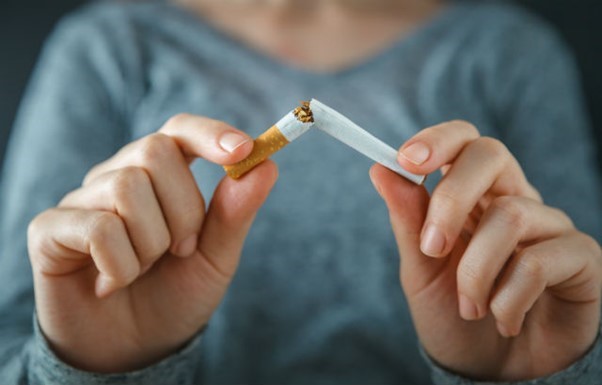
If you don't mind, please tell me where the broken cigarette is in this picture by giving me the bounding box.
[224,99,425,185]
[310,99,426,185]
[223,102,314,179]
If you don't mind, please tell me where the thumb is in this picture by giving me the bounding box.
[197,160,278,278]
[369,164,446,294]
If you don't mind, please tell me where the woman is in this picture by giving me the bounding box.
[0,0,600,383]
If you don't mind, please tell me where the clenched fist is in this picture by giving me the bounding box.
[28,114,278,373]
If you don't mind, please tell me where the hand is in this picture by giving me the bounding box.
[369,121,602,381]
[27,114,278,373]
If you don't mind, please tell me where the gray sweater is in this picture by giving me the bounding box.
[0,1,600,384]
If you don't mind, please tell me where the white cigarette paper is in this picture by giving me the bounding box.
[310,99,426,185]
[276,112,313,141]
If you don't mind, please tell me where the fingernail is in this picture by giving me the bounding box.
[176,234,198,257]
[420,224,446,257]
[459,293,479,320]
[497,321,512,338]
[95,274,115,298]
[219,132,251,153]
[400,142,430,165]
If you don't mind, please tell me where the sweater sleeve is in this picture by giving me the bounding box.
[28,314,205,385]
[0,6,203,384]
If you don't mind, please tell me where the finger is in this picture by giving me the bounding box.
[421,137,540,257]
[159,114,254,164]
[489,232,601,337]
[60,167,171,270]
[455,197,575,321]
[369,164,445,295]
[84,134,206,257]
[28,208,141,298]
[397,120,480,173]
[194,161,278,280]
[87,116,253,184]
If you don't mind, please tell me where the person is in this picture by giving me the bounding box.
[0,0,600,383]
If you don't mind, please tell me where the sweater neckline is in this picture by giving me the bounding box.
[162,1,463,81]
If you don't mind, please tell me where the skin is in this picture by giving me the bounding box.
[180,0,445,72]
[27,0,601,380]
[372,122,601,380]
[29,116,277,372]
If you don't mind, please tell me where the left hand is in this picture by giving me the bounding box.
[369,121,602,381]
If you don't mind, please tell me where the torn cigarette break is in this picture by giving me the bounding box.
[223,101,315,179]
[293,101,314,123]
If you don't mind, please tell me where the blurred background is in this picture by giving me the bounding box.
[1,0,601,171]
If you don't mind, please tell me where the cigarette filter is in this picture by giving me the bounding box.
[224,102,314,179]
[310,99,426,185]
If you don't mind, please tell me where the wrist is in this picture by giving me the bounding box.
[421,321,602,384]
[32,313,206,384]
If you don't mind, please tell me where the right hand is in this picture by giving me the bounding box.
[27,114,278,373]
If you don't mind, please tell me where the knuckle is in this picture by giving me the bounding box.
[83,168,98,185]
[111,167,151,202]
[489,196,527,230]
[431,186,463,216]
[110,268,140,289]
[120,263,141,285]
[89,213,140,283]
[180,197,205,227]
[157,230,172,254]
[449,119,480,137]
[167,189,206,236]
[83,163,106,186]
[145,228,171,261]
[58,190,78,207]
[27,211,54,259]
[200,117,229,133]
[489,296,516,323]
[548,206,575,229]
[137,133,177,164]
[476,137,509,160]
[89,212,124,245]
[576,232,600,259]
[109,264,140,288]
[165,113,193,129]
[574,233,602,282]
[515,251,546,282]
[525,182,544,203]
[457,261,486,295]
[27,212,45,241]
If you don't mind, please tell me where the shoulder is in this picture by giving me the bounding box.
[439,0,581,104]
[46,1,162,54]
[451,1,573,61]
[37,1,186,103]
[42,0,192,68]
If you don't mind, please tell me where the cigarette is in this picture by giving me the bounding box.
[223,102,314,179]
[310,99,426,185]
[224,99,425,185]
